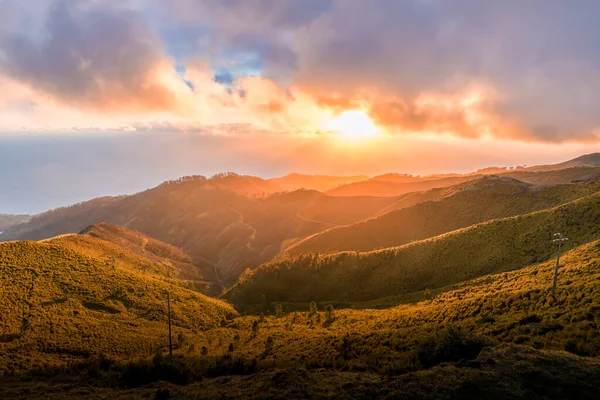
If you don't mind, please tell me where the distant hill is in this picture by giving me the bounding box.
[326,175,480,197]
[225,190,600,306]
[0,181,403,282]
[0,214,30,232]
[0,236,237,373]
[324,154,600,197]
[525,153,600,172]
[269,173,368,192]
[503,166,600,184]
[287,176,600,256]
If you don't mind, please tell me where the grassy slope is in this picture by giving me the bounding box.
[503,166,600,184]
[76,223,222,295]
[221,240,600,366]
[524,153,600,172]
[325,174,480,197]
[269,173,369,192]
[0,238,237,374]
[3,344,600,399]
[0,181,403,283]
[226,190,600,306]
[287,176,600,256]
[5,240,600,398]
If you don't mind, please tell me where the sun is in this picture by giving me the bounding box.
[325,110,379,140]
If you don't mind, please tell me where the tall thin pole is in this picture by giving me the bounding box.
[552,233,568,293]
[167,290,173,358]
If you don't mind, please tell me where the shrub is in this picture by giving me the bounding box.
[416,327,490,368]
[325,305,335,323]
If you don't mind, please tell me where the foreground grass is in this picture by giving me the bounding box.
[3,238,600,377]
[2,343,600,399]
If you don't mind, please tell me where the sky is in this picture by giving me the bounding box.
[1,0,600,214]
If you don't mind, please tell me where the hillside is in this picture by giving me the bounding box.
[287,176,600,256]
[526,152,600,172]
[0,180,404,282]
[0,237,237,373]
[0,214,30,232]
[5,239,600,397]
[326,175,481,197]
[503,166,600,184]
[225,190,600,306]
[71,223,222,295]
[269,173,368,192]
[3,344,600,399]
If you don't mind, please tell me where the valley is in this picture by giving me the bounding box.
[3,154,600,398]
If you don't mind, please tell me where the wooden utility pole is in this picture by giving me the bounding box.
[163,291,175,358]
[167,291,173,358]
[552,233,568,292]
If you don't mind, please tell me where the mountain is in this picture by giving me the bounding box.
[0,180,404,283]
[286,176,600,256]
[74,223,223,295]
[269,173,369,192]
[5,238,600,398]
[326,175,481,197]
[503,166,600,184]
[525,152,600,172]
[225,190,600,306]
[0,214,30,232]
[0,235,237,373]
[323,154,600,198]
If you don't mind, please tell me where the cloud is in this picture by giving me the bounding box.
[2,0,600,142]
[159,0,600,142]
[0,0,187,114]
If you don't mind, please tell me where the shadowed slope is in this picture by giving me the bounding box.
[286,176,600,256]
[0,181,403,282]
[326,174,480,197]
[6,239,600,397]
[61,223,223,295]
[225,191,600,306]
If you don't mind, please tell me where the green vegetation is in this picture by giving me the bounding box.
[326,174,480,197]
[0,239,237,374]
[227,191,600,305]
[4,239,600,398]
[1,178,404,283]
[4,156,600,398]
[75,223,221,294]
[287,176,600,255]
[504,166,600,184]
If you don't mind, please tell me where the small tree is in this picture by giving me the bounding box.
[339,333,352,360]
[325,304,335,323]
[252,319,260,337]
[276,303,283,318]
[309,301,318,316]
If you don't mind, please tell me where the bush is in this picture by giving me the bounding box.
[416,327,490,368]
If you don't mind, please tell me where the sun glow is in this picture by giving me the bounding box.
[325,110,379,140]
